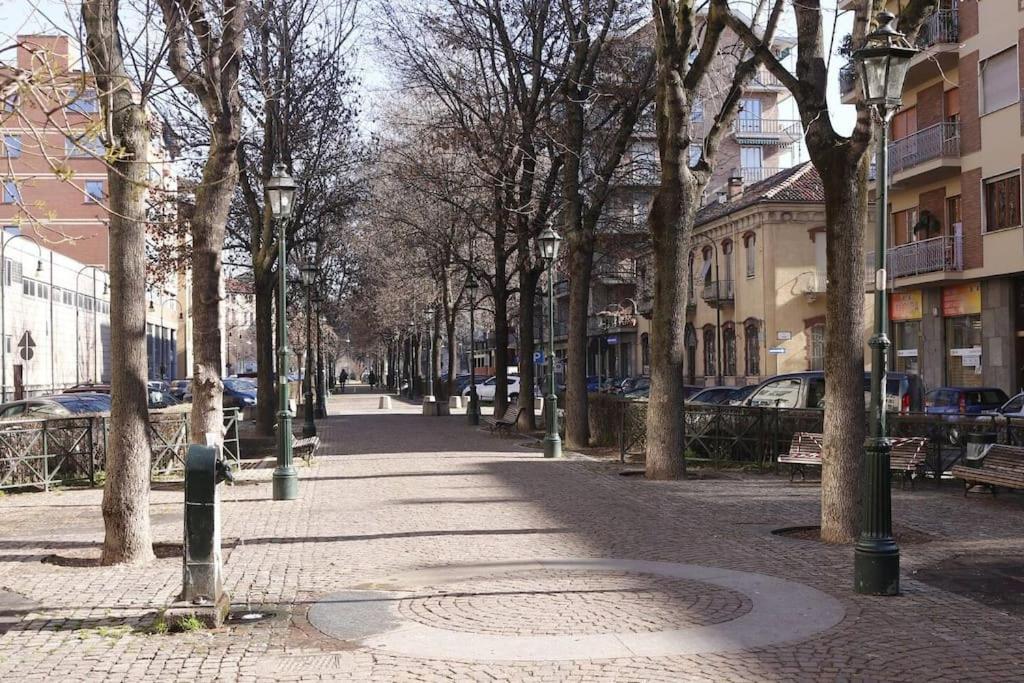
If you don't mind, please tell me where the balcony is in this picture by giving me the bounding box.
[587,311,638,335]
[733,118,802,146]
[701,280,734,306]
[594,259,637,284]
[916,9,959,48]
[888,122,960,187]
[739,167,781,184]
[747,67,786,92]
[797,271,828,296]
[865,233,964,286]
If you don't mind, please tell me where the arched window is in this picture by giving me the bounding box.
[744,319,761,376]
[722,322,737,376]
[703,324,717,377]
[721,239,733,283]
[743,232,756,278]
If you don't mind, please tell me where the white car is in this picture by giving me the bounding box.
[462,374,523,402]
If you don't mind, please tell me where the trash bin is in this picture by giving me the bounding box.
[965,432,997,468]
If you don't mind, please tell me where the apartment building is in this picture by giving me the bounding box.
[225,277,257,375]
[2,34,193,387]
[840,1,1024,394]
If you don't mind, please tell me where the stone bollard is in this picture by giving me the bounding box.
[378,396,392,410]
[449,395,463,410]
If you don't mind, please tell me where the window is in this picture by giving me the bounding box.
[2,135,21,158]
[737,98,762,133]
[723,323,737,376]
[2,94,17,112]
[4,259,22,286]
[2,180,19,204]
[22,279,35,297]
[890,107,917,140]
[984,173,1021,232]
[85,180,105,203]
[744,320,760,376]
[740,146,763,170]
[67,88,99,114]
[809,323,825,371]
[980,48,1019,115]
[947,195,962,232]
[721,240,733,282]
[3,225,18,236]
[701,246,713,285]
[703,325,716,377]
[688,144,701,167]
[891,207,919,246]
[66,135,105,158]
[744,233,756,278]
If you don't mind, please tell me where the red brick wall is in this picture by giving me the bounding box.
[961,168,983,269]
[960,0,979,41]
[919,187,947,233]
[960,52,981,155]
[916,82,945,129]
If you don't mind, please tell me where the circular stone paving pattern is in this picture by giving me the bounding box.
[397,569,752,636]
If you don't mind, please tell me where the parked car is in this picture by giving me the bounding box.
[462,374,538,402]
[726,384,758,405]
[223,378,258,409]
[689,386,739,405]
[924,387,1009,416]
[169,379,192,401]
[64,383,182,409]
[0,392,112,419]
[989,391,1024,418]
[743,371,926,412]
[148,380,171,393]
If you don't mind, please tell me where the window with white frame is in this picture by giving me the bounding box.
[85,180,105,203]
[981,48,1019,115]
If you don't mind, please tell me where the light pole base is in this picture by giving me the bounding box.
[543,394,561,459]
[272,466,298,500]
[853,541,900,595]
[543,434,562,459]
[467,392,480,425]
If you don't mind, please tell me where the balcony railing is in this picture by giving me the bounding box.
[733,118,803,145]
[749,67,784,89]
[916,8,959,48]
[888,122,960,175]
[594,260,637,282]
[865,233,963,283]
[740,167,781,184]
[798,271,828,295]
[587,312,639,335]
[701,279,734,304]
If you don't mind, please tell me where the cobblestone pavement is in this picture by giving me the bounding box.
[0,387,1023,680]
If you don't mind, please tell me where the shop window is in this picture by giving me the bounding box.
[980,48,1019,115]
[984,172,1021,232]
[703,325,716,377]
[945,315,983,387]
[722,323,737,376]
[744,320,760,376]
[892,320,921,374]
[808,323,825,371]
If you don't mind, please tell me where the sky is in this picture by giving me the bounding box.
[1,0,857,136]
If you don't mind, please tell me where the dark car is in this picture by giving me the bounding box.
[743,371,926,412]
[65,383,183,409]
[924,387,1009,415]
[726,384,758,405]
[223,378,257,409]
[0,392,112,419]
[169,379,192,401]
[689,386,739,405]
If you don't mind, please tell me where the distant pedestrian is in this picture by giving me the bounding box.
[339,369,348,393]
[368,370,378,388]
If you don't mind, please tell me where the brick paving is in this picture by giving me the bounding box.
[0,387,1022,680]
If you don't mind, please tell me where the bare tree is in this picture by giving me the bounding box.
[81,0,155,565]
[157,0,247,443]
[719,0,937,542]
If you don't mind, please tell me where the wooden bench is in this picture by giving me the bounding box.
[779,433,928,487]
[292,435,321,465]
[951,444,1024,496]
[481,402,522,437]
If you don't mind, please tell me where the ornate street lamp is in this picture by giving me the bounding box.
[853,11,918,596]
[465,270,480,425]
[537,222,563,459]
[300,252,318,438]
[424,308,435,405]
[265,163,298,501]
[313,292,326,418]
[406,321,416,400]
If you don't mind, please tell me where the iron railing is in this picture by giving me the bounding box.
[740,167,781,184]
[733,118,803,144]
[888,122,960,175]
[749,67,784,90]
[798,271,828,294]
[865,233,963,283]
[916,8,959,47]
[701,280,734,303]
[0,407,242,491]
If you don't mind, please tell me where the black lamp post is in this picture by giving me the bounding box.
[300,253,318,438]
[406,321,415,400]
[314,292,326,418]
[537,223,563,459]
[465,271,481,425]
[265,163,298,500]
[853,10,918,596]
[424,308,436,404]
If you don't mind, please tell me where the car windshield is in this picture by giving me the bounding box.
[52,393,111,414]
[224,379,256,392]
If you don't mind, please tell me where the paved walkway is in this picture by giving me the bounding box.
[0,387,1023,680]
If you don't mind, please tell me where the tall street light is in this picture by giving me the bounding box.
[266,163,298,501]
[465,271,480,425]
[537,223,562,459]
[853,10,917,596]
[406,321,415,400]
[314,292,326,418]
[424,308,435,404]
[300,251,318,438]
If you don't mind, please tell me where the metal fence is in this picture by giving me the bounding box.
[0,407,242,491]
[618,400,1024,477]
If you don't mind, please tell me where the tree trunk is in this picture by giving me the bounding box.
[492,266,510,419]
[254,270,276,435]
[190,142,237,443]
[645,184,696,480]
[819,157,869,543]
[516,265,541,431]
[565,238,593,448]
[82,0,155,566]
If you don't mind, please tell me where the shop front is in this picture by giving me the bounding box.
[890,290,923,375]
[942,283,983,387]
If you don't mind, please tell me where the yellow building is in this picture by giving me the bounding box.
[842,0,1024,393]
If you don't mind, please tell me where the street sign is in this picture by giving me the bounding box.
[768,346,786,355]
[606,336,618,345]
[18,331,35,361]
[533,351,545,364]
